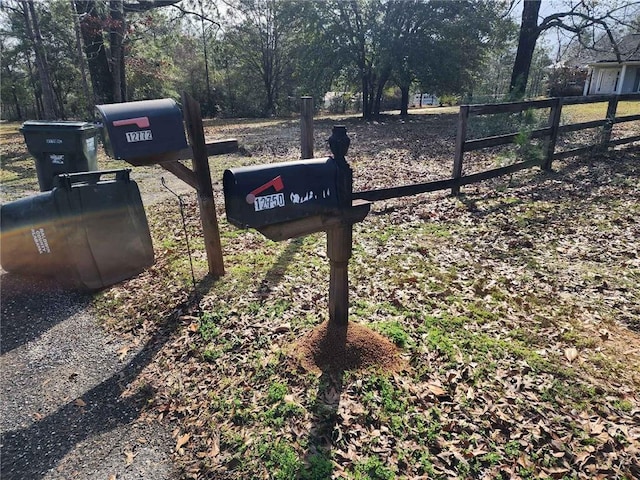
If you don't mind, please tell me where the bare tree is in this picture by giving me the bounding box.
[21,0,57,119]
[510,0,640,99]
[71,0,94,117]
[74,0,181,105]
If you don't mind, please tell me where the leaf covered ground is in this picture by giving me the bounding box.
[3,107,639,479]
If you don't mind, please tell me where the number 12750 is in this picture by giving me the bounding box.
[254,193,285,211]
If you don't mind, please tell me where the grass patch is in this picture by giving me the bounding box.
[352,457,395,480]
[372,321,409,348]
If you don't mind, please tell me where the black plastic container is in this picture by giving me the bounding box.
[0,170,154,289]
[20,120,99,191]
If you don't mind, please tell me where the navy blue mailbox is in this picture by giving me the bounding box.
[223,158,343,229]
[96,98,188,165]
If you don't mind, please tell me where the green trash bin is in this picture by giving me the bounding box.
[0,169,154,290]
[20,120,99,191]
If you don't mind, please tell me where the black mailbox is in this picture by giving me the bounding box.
[223,158,342,229]
[96,98,188,165]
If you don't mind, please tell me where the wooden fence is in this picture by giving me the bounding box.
[353,93,640,201]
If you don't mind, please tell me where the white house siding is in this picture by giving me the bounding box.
[410,93,439,107]
[586,63,640,95]
[621,65,640,93]
[583,34,640,96]
[593,68,621,94]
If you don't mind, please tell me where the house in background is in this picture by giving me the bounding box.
[583,33,640,95]
[409,93,439,108]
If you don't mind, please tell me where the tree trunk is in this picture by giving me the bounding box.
[109,0,125,102]
[373,68,391,117]
[263,65,276,116]
[362,74,372,120]
[75,0,115,104]
[71,0,94,117]
[261,44,276,116]
[399,84,409,116]
[509,0,542,99]
[24,54,43,119]
[52,76,66,119]
[11,85,23,120]
[22,1,57,119]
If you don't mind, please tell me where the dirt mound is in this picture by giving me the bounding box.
[295,321,405,373]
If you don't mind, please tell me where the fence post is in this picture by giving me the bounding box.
[543,97,563,171]
[300,96,314,159]
[601,95,619,152]
[452,105,469,196]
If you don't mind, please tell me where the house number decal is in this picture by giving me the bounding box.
[254,193,285,212]
[125,130,153,143]
[246,175,286,212]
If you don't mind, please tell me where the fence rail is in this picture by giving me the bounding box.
[353,93,640,202]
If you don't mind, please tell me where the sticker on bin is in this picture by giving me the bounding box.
[50,154,64,165]
[31,228,51,255]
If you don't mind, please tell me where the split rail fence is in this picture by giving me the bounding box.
[352,93,640,201]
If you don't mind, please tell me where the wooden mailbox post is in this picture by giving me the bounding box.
[179,94,226,277]
[257,126,370,330]
[110,93,237,278]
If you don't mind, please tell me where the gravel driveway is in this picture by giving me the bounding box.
[0,169,189,479]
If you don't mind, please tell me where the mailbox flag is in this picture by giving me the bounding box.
[246,175,284,204]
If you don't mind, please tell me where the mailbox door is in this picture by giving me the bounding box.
[223,158,340,229]
[96,99,188,161]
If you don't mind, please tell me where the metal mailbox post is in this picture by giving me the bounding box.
[223,126,370,328]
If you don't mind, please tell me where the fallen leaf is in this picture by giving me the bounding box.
[188,323,199,332]
[124,450,136,466]
[209,432,220,458]
[274,324,290,333]
[108,475,116,480]
[589,421,605,435]
[175,433,190,450]
[74,398,87,407]
[117,345,130,361]
[427,384,447,396]
[466,386,475,401]
[565,347,578,363]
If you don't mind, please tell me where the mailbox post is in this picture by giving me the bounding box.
[327,126,353,328]
[182,94,225,277]
[96,94,233,278]
[223,125,369,330]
